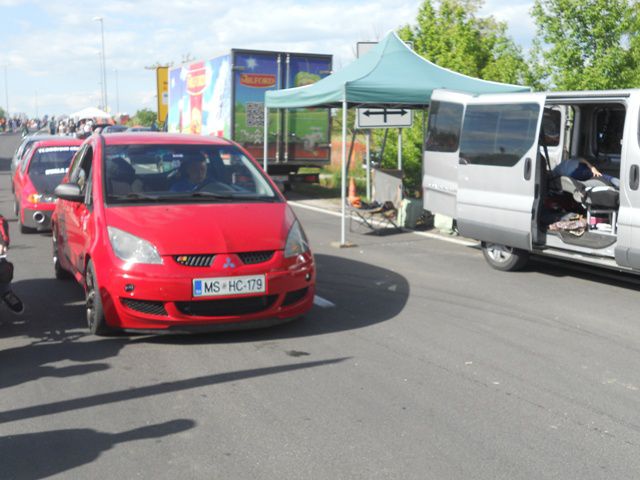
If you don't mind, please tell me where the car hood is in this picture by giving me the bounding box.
[104,202,295,255]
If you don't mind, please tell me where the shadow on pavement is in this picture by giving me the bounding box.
[0,357,349,424]
[143,253,410,345]
[1,278,87,342]
[0,278,131,390]
[0,419,195,480]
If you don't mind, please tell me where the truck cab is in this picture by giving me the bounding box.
[423,88,640,272]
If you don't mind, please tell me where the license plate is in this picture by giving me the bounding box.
[193,274,266,297]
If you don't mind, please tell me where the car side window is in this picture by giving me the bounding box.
[69,145,93,196]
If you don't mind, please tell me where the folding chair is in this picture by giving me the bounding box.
[349,168,403,235]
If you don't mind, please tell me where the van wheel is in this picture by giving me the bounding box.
[85,260,113,336]
[481,242,529,271]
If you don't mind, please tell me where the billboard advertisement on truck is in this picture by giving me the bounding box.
[168,49,332,177]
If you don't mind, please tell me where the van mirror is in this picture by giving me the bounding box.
[54,183,84,202]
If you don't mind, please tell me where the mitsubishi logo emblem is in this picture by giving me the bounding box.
[223,257,236,269]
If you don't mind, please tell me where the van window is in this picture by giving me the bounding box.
[425,101,463,152]
[594,107,624,155]
[541,108,561,147]
[460,103,539,167]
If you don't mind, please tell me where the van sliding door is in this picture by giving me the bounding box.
[456,93,546,250]
[422,90,471,218]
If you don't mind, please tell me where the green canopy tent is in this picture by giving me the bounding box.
[264,31,530,245]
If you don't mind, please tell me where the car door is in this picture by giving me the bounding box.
[422,89,469,218]
[455,92,546,251]
[61,144,94,274]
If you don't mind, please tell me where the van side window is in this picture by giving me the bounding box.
[594,108,625,155]
[425,101,463,152]
[460,103,539,167]
[541,108,561,147]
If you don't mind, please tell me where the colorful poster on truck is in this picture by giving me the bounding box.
[232,51,281,161]
[285,55,332,161]
[167,55,231,137]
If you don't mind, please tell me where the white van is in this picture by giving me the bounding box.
[423,89,640,272]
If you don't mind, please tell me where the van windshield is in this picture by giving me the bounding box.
[103,144,279,205]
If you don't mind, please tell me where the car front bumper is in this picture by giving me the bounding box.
[96,253,316,331]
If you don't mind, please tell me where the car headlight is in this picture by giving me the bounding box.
[107,226,163,265]
[284,221,310,258]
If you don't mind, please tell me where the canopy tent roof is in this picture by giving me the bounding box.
[69,107,112,121]
[266,32,530,109]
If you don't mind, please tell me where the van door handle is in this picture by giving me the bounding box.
[524,157,532,180]
[630,165,639,190]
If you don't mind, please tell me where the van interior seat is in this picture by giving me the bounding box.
[558,175,619,209]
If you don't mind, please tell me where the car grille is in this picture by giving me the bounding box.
[238,251,274,265]
[121,298,168,316]
[282,287,309,306]
[176,295,278,317]
[174,254,215,267]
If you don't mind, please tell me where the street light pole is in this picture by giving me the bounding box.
[114,69,120,114]
[3,65,8,117]
[93,16,108,112]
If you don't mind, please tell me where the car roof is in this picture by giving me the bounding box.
[100,132,234,146]
[30,138,83,149]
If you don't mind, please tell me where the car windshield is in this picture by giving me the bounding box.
[104,144,279,204]
[28,145,80,194]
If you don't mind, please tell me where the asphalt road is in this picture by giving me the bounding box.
[2,132,640,479]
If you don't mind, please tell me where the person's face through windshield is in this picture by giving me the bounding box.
[186,157,207,184]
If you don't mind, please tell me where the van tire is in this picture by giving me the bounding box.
[481,242,529,271]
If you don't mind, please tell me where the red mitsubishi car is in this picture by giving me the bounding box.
[52,133,315,335]
[13,138,82,232]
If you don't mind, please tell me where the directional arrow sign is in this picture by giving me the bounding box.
[356,107,413,129]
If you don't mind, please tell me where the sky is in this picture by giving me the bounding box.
[0,0,536,117]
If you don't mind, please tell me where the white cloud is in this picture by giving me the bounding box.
[3,0,469,115]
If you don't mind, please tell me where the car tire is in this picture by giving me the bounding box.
[52,228,72,280]
[19,222,32,234]
[85,260,113,336]
[481,242,529,271]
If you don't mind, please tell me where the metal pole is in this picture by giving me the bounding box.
[114,69,120,114]
[263,105,269,172]
[365,130,371,200]
[100,19,108,111]
[398,127,402,170]
[93,17,108,111]
[3,65,8,116]
[341,99,347,245]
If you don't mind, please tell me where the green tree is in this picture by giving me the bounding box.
[0,106,5,118]
[128,108,157,127]
[531,0,640,90]
[373,0,533,194]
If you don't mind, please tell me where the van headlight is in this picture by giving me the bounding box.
[284,221,310,258]
[108,226,163,265]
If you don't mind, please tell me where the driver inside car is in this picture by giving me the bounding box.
[170,153,209,192]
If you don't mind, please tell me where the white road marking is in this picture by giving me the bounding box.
[288,200,477,247]
[313,295,335,308]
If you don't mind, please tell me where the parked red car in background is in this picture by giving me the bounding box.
[52,133,315,335]
[13,138,82,232]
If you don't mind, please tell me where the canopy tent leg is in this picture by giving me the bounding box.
[365,130,371,200]
[398,127,402,170]
[263,105,269,172]
[341,99,348,246]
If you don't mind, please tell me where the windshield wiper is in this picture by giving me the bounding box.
[108,193,161,201]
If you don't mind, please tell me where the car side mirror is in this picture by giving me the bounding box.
[54,183,84,202]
